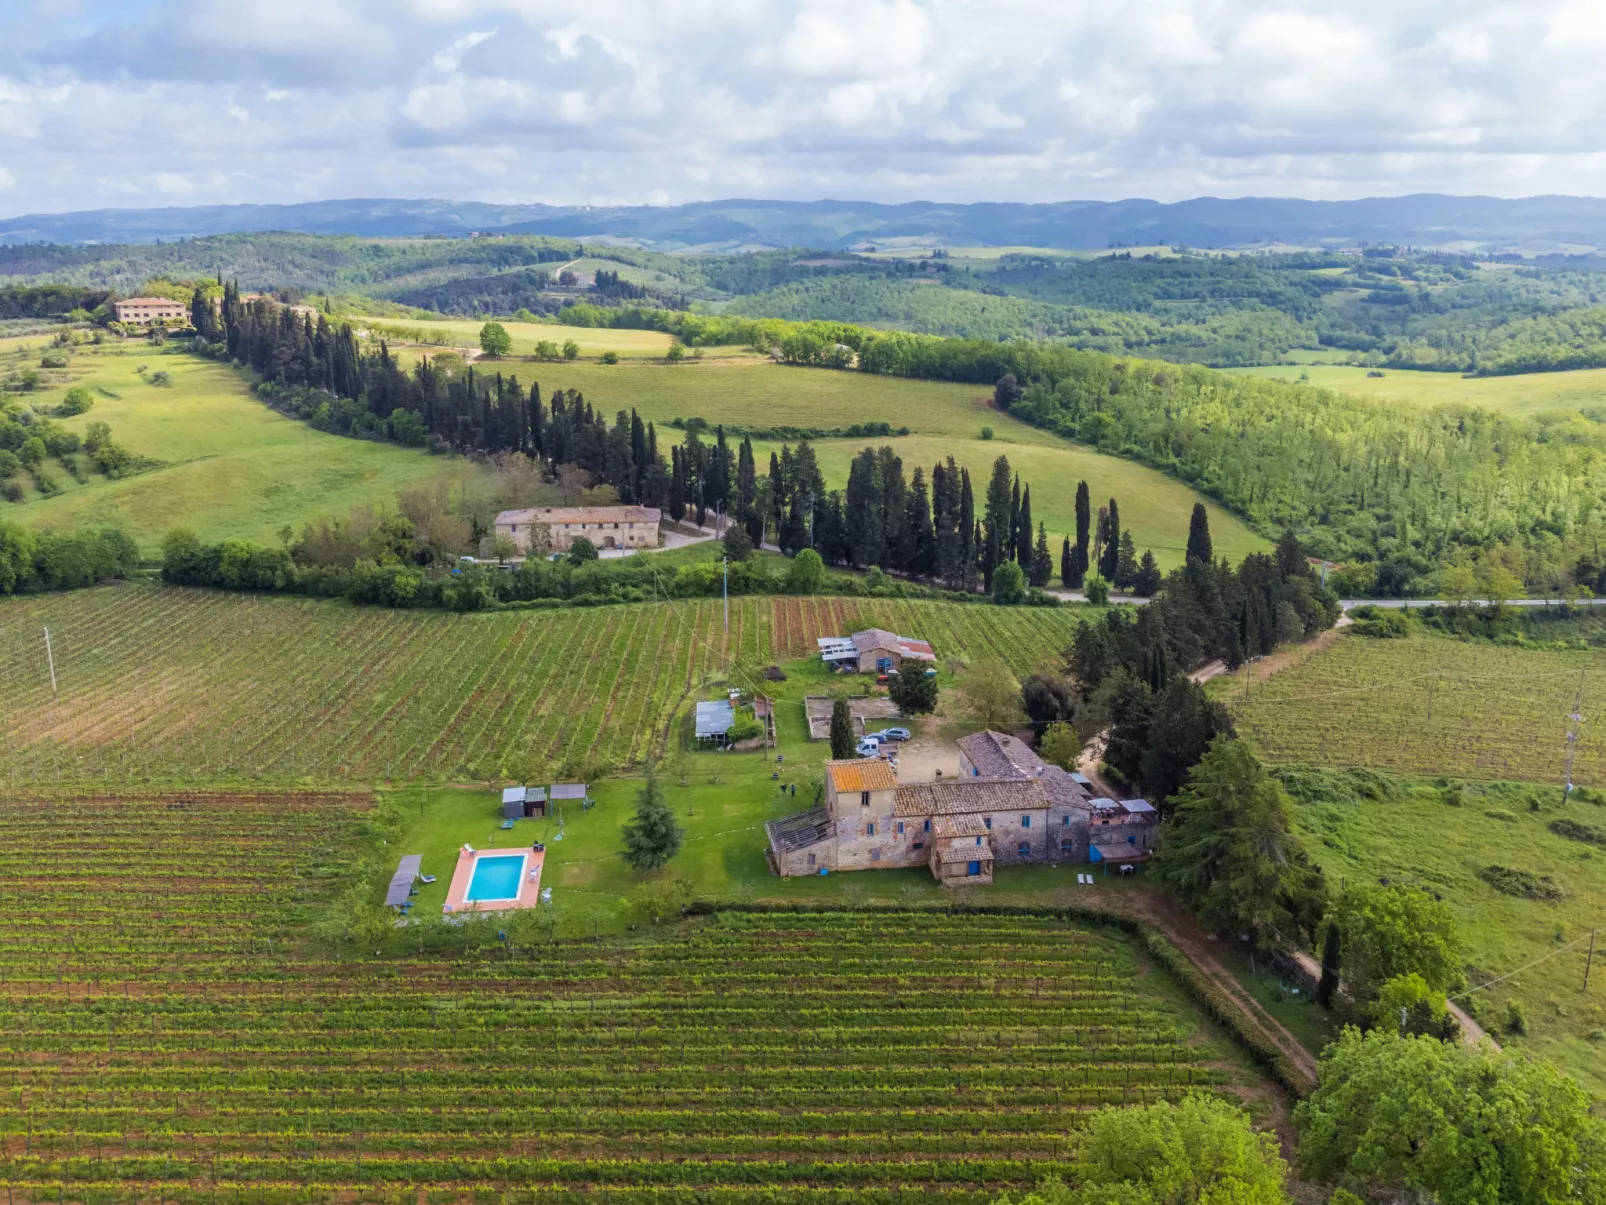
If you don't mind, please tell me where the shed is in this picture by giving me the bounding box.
[695,699,736,745]
[501,786,526,821]
[385,854,423,908]
[522,786,548,818]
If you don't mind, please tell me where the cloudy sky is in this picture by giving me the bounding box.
[3,0,1605,216]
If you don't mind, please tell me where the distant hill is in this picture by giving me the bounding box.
[12,194,1606,253]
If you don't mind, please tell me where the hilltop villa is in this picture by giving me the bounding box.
[494,505,662,554]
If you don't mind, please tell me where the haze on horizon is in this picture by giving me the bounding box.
[3,0,1605,218]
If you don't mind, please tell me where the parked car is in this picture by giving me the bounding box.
[855,737,883,758]
[868,727,911,743]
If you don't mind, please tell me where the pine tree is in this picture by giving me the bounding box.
[1186,502,1214,565]
[620,767,684,871]
[1099,498,1121,582]
[1134,550,1162,597]
[907,467,935,578]
[1031,522,1052,588]
[1115,531,1138,590]
[829,698,855,760]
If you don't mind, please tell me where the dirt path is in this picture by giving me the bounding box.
[1119,889,1320,1087]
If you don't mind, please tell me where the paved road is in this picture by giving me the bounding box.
[1339,597,1606,610]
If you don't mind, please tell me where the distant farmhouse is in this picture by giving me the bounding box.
[818,628,935,675]
[113,297,188,325]
[494,505,662,554]
[765,729,1155,884]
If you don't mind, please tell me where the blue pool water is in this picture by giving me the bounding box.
[466,854,525,901]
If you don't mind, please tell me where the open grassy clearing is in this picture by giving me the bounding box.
[446,358,1267,569]
[1222,629,1606,785]
[0,584,1088,784]
[2,341,496,551]
[0,788,1253,1205]
[360,317,680,357]
[1225,362,1606,416]
[1281,771,1606,1091]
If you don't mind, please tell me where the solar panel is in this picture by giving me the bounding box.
[385,855,423,907]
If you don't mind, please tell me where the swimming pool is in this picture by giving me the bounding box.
[466,853,526,902]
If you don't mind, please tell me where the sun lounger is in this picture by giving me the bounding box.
[419,875,436,884]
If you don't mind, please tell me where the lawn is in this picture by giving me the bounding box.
[0,786,1260,1204]
[0,584,1090,784]
[1224,362,1606,417]
[1281,768,1606,1092]
[2,339,496,551]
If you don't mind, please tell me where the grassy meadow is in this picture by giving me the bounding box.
[1226,362,1606,417]
[3,339,496,550]
[364,316,681,357]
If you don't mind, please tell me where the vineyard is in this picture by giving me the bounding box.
[0,791,1242,1205]
[0,585,1084,784]
[1228,630,1606,784]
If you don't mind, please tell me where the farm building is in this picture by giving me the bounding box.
[113,297,188,324]
[695,699,736,747]
[765,751,1102,884]
[1087,798,1159,863]
[494,505,661,554]
[817,629,935,674]
[501,786,547,819]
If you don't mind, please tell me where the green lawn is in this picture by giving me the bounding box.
[4,341,496,551]
[1225,362,1606,417]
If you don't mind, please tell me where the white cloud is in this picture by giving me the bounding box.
[0,0,1604,215]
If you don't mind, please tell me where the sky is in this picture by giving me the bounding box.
[3,0,1606,216]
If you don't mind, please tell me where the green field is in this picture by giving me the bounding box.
[3,341,496,550]
[1283,770,1606,1090]
[0,787,1253,1205]
[1226,362,1606,416]
[364,316,680,357]
[479,358,1268,569]
[0,584,1088,784]
[1224,629,1606,785]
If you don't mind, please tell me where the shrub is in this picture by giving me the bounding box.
[562,340,580,360]
[39,353,69,369]
[57,386,94,416]
[1479,864,1564,901]
[599,350,620,364]
[888,670,938,715]
[979,425,994,440]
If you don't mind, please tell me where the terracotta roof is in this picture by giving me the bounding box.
[930,813,989,838]
[850,629,935,660]
[495,505,662,526]
[935,844,994,864]
[892,777,1049,817]
[957,729,1042,779]
[116,296,186,306]
[826,758,898,794]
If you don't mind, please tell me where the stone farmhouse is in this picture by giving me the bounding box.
[765,730,1153,885]
[113,297,188,325]
[494,505,662,554]
[817,628,936,674]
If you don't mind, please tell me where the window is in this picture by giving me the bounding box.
[975,836,983,846]
[984,817,992,830]
[1021,815,1031,828]
[860,791,870,807]
[807,852,816,867]
[1128,834,1137,845]
[871,849,881,862]
[867,822,876,836]
[1062,815,1071,827]
[923,818,931,833]
[912,841,924,850]
[1018,842,1030,856]
[896,821,905,836]
[1060,839,1074,852]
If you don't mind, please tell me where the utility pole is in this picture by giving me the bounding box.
[1587,929,1597,993]
[42,627,56,695]
[1564,668,1587,803]
[722,557,729,636]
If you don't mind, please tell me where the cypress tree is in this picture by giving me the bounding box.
[1099,498,1121,581]
[1016,485,1034,566]
[829,698,855,760]
[1031,522,1052,588]
[1009,475,1021,562]
[669,445,686,522]
[1072,480,1091,588]
[982,457,1012,589]
[1316,923,1341,1008]
[1060,535,1073,588]
[1186,502,1214,565]
[844,448,882,567]
[907,466,935,578]
[959,468,978,591]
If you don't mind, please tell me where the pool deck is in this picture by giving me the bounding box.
[443,845,546,914]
